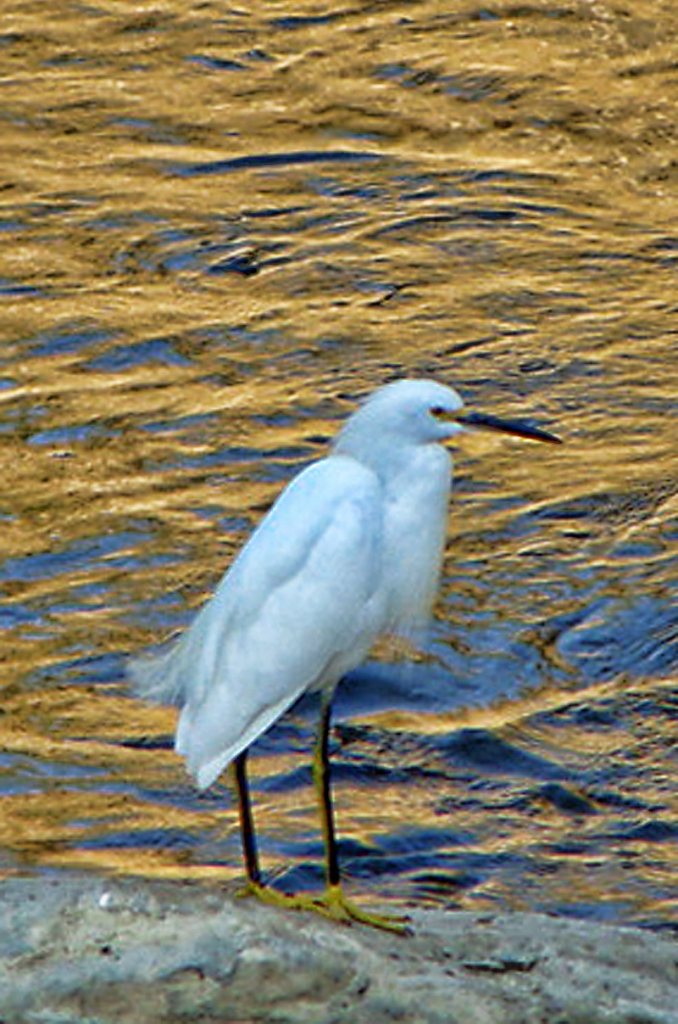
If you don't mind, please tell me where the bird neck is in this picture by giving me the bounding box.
[333,430,443,484]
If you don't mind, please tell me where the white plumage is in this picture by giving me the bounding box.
[130,378,560,928]
[129,379,464,788]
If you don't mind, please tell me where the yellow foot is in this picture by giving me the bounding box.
[319,883,411,935]
[240,880,410,935]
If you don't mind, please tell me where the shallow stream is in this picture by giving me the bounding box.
[1,0,678,926]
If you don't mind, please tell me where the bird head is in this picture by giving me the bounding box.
[335,378,561,459]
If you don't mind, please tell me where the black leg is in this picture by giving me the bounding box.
[313,692,340,888]
[234,749,261,886]
[237,700,408,932]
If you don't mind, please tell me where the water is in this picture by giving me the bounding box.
[1,0,678,926]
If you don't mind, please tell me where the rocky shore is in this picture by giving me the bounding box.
[1,874,676,1023]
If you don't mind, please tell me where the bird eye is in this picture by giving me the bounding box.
[430,405,447,417]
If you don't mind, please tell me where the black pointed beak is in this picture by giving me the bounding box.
[456,410,562,444]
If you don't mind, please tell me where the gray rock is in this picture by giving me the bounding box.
[1,875,677,1023]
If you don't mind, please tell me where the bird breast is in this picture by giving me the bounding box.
[380,443,452,632]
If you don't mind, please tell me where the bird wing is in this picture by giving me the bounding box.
[129,455,385,789]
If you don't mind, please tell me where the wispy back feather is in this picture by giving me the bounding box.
[128,633,191,707]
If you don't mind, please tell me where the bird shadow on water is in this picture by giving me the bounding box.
[222,662,563,904]
[237,648,678,923]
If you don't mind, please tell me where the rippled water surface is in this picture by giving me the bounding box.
[1,0,678,926]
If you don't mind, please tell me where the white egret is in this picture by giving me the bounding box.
[130,379,560,930]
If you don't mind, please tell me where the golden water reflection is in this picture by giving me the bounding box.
[0,0,677,924]
[1,675,677,921]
